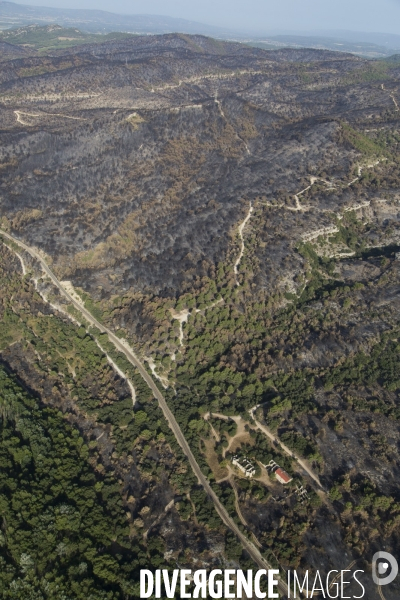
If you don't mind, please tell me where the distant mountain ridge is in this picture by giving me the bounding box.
[1,1,400,59]
[0,1,233,35]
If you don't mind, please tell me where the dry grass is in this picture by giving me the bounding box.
[126,112,145,130]
[227,432,254,455]
[202,438,228,481]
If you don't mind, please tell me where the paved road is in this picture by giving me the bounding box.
[0,228,289,598]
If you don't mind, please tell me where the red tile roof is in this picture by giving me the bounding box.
[275,468,292,484]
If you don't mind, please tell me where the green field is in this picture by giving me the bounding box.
[0,24,134,51]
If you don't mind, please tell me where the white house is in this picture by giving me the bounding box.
[232,455,256,478]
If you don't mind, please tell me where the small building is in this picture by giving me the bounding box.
[265,459,279,471]
[295,485,308,503]
[275,467,292,485]
[232,455,256,478]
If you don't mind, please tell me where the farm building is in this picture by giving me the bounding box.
[275,467,292,485]
[232,455,256,478]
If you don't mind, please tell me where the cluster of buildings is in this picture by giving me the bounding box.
[231,455,293,485]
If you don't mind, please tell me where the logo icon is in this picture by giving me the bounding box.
[372,552,398,586]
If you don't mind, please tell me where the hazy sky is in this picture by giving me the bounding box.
[16,0,400,34]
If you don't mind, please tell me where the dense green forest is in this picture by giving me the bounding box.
[0,365,167,599]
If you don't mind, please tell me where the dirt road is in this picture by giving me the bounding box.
[234,201,253,284]
[250,406,324,490]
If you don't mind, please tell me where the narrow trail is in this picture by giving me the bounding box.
[14,110,40,125]
[14,109,87,125]
[343,200,371,213]
[2,92,101,104]
[390,94,399,111]
[347,160,383,187]
[171,299,224,347]
[234,201,253,285]
[95,339,137,407]
[290,195,303,211]
[14,251,27,275]
[204,412,247,457]
[230,477,248,527]
[196,297,224,313]
[208,422,221,443]
[381,83,399,112]
[301,225,339,243]
[290,176,336,212]
[145,356,169,389]
[259,176,335,214]
[242,140,251,155]
[0,228,289,597]
[45,112,87,121]
[170,308,190,346]
[213,92,250,155]
[293,184,313,211]
[214,96,226,118]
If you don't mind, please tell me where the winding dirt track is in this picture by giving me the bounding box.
[0,228,289,598]
[14,110,87,125]
[234,201,253,284]
[250,406,324,490]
